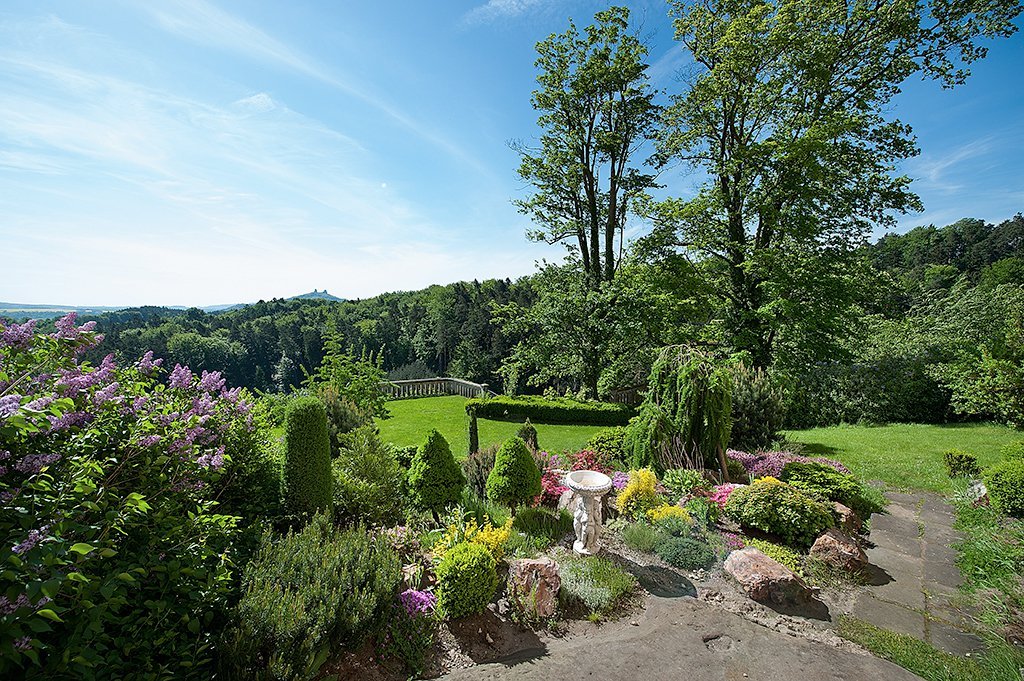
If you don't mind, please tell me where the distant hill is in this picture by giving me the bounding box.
[289,289,345,302]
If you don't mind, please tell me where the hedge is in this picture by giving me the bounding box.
[466,395,634,426]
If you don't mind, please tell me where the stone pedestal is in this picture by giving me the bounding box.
[565,470,612,555]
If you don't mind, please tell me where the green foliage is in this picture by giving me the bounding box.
[983,458,1024,517]
[615,468,663,520]
[1001,439,1024,461]
[557,554,637,616]
[467,394,633,426]
[746,538,805,576]
[511,507,572,549]
[458,488,512,528]
[730,362,787,451]
[516,418,539,451]
[726,457,749,483]
[434,542,499,619]
[652,512,694,539]
[585,426,627,462]
[779,461,885,520]
[621,522,660,553]
[224,515,401,681]
[461,443,498,499]
[661,468,711,500]
[624,346,732,472]
[303,333,389,420]
[317,383,370,457]
[725,477,834,549]
[656,536,715,570]
[408,429,465,518]
[467,406,479,455]
[943,449,981,478]
[282,396,333,518]
[486,437,542,511]
[331,426,405,527]
[684,496,720,526]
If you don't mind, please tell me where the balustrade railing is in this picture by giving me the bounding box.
[380,377,496,400]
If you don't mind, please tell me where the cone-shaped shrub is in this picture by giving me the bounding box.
[486,436,542,512]
[283,396,333,517]
[408,429,465,519]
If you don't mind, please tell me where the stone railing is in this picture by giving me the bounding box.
[380,377,496,400]
[607,385,645,406]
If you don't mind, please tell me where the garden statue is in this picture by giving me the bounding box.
[565,470,612,555]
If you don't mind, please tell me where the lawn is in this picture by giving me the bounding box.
[376,395,607,456]
[785,422,1020,493]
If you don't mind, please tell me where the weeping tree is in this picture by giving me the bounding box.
[624,346,732,478]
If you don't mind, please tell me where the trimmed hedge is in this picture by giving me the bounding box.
[984,458,1024,517]
[466,395,634,426]
[282,396,333,517]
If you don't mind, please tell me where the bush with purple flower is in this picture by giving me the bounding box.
[727,448,850,480]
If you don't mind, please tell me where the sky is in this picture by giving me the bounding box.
[1,1,1022,307]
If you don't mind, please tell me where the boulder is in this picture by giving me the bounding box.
[724,547,815,606]
[508,557,561,618]
[810,528,868,573]
[833,502,863,535]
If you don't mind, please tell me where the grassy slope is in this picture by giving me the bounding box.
[376,395,607,456]
[785,423,1020,493]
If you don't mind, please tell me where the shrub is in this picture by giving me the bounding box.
[539,467,568,507]
[227,514,401,680]
[662,468,711,500]
[466,395,634,426]
[656,536,715,570]
[379,591,436,676]
[332,426,405,527]
[942,449,981,478]
[621,522,660,553]
[558,554,637,616]
[458,488,511,528]
[435,542,499,619]
[726,457,749,483]
[685,496,720,526]
[746,537,805,575]
[616,468,663,520]
[652,512,693,539]
[395,445,418,468]
[462,444,498,499]
[516,419,539,451]
[646,504,692,524]
[779,461,886,520]
[585,427,628,462]
[569,448,613,474]
[730,362,787,451]
[709,483,742,510]
[1001,440,1024,461]
[318,383,370,457]
[431,513,512,562]
[729,448,850,479]
[984,459,1024,517]
[282,396,334,517]
[511,507,573,549]
[486,437,542,512]
[724,477,834,548]
[408,430,465,520]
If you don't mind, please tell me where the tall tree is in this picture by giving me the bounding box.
[647,0,1020,366]
[514,6,659,287]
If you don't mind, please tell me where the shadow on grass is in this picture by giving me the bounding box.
[604,553,697,599]
[791,441,842,457]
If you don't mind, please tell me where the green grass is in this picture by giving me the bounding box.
[377,395,608,457]
[785,423,1021,493]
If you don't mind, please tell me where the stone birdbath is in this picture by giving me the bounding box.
[565,470,613,555]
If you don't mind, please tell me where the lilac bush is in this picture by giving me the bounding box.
[0,314,260,678]
[727,448,850,480]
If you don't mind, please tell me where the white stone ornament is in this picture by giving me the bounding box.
[565,470,612,555]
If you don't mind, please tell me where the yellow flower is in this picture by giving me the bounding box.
[646,504,692,524]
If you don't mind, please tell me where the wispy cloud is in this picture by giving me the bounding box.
[462,0,551,26]
[909,137,993,192]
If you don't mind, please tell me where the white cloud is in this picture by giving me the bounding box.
[234,92,276,113]
[463,0,549,26]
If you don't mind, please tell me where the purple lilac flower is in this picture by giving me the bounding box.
[168,364,193,390]
[13,637,31,652]
[612,471,630,491]
[197,446,226,470]
[24,396,55,412]
[53,312,79,339]
[47,410,93,433]
[14,453,61,475]
[93,381,120,406]
[1,488,21,502]
[1,319,37,349]
[0,450,10,462]
[12,525,49,555]
[0,394,21,418]
[399,589,437,616]
[192,393,216,417]
[138,434,162,447]
[135,350,164,376]
[198,370,226,394]
[221,386,242,404]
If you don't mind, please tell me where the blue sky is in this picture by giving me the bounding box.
[1,1,1022,307]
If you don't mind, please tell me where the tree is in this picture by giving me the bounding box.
[646,0,1020,367]
[486,437,542,513]
[408,429,465,521]
[514,6,659,287]
[282,396,334,518]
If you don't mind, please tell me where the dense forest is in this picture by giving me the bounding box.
[10,213,1020,429]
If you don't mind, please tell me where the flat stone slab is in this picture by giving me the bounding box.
[928,620,985,657]
[851,593,925,640]
[870,514,921,540]
[868,529,920,557]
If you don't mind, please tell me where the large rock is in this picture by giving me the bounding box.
[810,528,868,573]
[833,502,863,535]
[724,548,815,606]
[508,557,561,618]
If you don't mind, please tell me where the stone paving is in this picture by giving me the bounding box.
[847,490,984,655]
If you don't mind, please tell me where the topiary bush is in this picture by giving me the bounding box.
[656,536,715,570]
[408,429,465,521]
[942,449,981,478]
[585,426,627,462]
[983,458,1024,517]
[434,541,499,619]
[332,426,405,527]
[616,468,663,520]
[466,395,634,426]
[282,395,334,518]
[462,444,499,499]
[662,468,711,500]
[1001,440,1024,461]
[486,437,542,512]
[724,477,834,548]
[779,461,886,521]
[729,362,787,452]
[516,419,539,452]
[224,514,401,681]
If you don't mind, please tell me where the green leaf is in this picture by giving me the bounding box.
[69,543,96,555]
[37,609,64,623]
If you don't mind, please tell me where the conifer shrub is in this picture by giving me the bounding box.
[318,383,370,457]
[462,444,499,499]
[585,426,628,463]
[434,541,499,619]
[656,536,715,570]
[729,362,787,452]
[332,426,405,527]
[516,418,539,452]
[282,395,333,517]
[942,449,981,478]
[408,429,465,521]
[724,477,833,549]
[616,468,663,520]
[984,458,1024,517]
[486,437,542,512]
